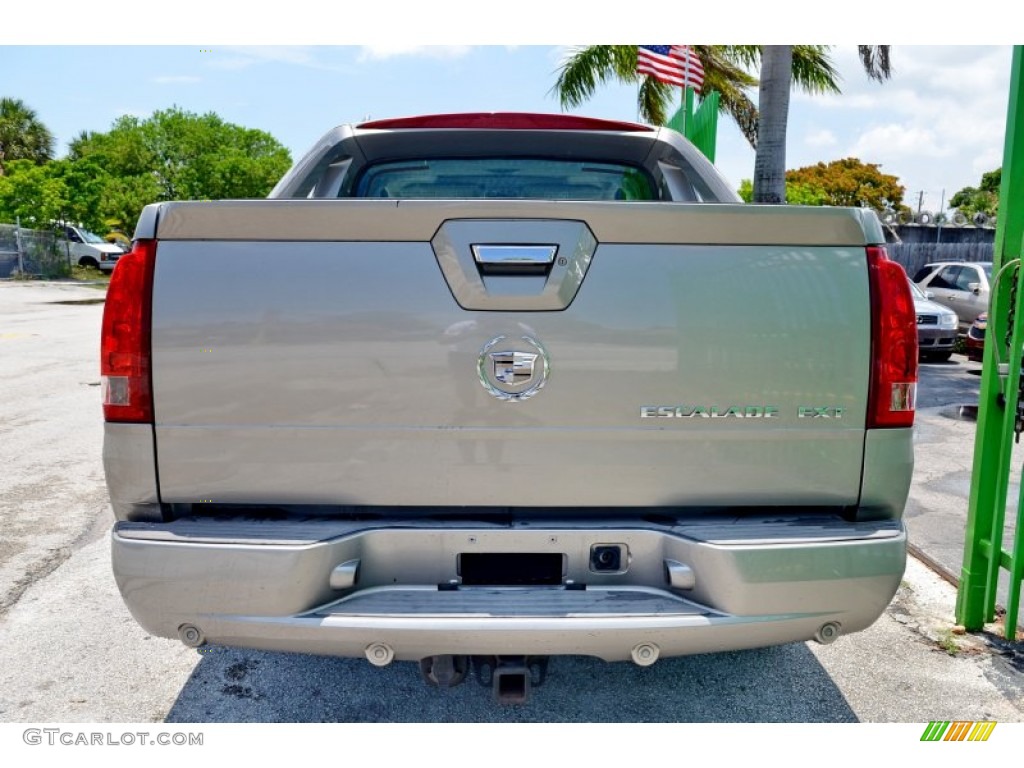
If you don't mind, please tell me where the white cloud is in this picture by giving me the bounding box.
[206,46,342,71]
[358,45,472,61]
[971,148,1003,177]
[804,129,837,148]
[793,91,881,110]
[784,46,1013,202]
[223,46,317,65]
[849,124,949,159]
[152,75,201,84]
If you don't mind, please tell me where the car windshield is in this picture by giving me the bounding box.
[79,229,106,244]
[908,280,927,300]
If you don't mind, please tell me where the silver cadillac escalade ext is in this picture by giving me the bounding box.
[102,113,917,702]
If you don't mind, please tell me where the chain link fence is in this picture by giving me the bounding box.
[0,223,71,278]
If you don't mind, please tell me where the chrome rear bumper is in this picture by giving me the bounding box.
[112,515,906,663]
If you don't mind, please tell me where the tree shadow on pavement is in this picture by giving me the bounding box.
[164,642,857,723]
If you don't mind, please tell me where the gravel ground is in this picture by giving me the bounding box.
[0,281,109,618]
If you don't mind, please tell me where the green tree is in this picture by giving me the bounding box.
[784,157,904,213]
[0,159,67,226]
[553,46,839,149]
[69,107,292,228]
[0,98,55,174]
[737,178,827,206]
[0,158,108,232]
[950,168,1001,219]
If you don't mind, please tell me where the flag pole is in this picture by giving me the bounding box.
[681,87,688,136]
[682,51,690,137]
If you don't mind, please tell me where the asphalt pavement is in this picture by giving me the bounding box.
[909,357,1021,618]
[0,279,1021,723]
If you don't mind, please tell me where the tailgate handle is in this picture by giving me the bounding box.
[472,244,557,276]
[433,220,597,311]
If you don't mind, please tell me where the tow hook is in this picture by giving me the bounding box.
[472,655,549,704]
[419,655,469,688]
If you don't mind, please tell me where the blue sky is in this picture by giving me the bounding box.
[1,39,1015,216]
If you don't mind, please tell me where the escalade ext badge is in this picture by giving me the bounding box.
[478,336,549,401]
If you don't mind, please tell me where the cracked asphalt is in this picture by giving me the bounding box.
[0,279,1021,723]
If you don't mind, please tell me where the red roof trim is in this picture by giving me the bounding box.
[356,113,653,132]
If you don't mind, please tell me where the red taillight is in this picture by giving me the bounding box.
[867,245,917,428]
[101,239,156,423]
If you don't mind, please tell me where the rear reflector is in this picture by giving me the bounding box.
[101,239,156,423]
[357,112,652,133]
[866,246,917,428]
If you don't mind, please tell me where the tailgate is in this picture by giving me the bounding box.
[147,200,879,510]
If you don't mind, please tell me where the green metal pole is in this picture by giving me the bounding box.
[994,47,1024,638]
[957,45,1024,633]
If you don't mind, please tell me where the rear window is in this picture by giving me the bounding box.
[350,158,659,201]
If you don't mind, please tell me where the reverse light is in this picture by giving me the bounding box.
[100,239,156,422]
[867,246,918,428]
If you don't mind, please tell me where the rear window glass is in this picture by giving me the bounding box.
[350,158,658,200]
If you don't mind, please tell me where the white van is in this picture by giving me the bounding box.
[60,224,125,272]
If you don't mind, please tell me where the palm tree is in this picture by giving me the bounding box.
[752,46,892,203]
[752,46,793,204]
[553,46,892,204]
[0,98,55,175]
[553,46,841,151]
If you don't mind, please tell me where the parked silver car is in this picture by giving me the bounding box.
[912,261,992,332]
[909,279,958,361]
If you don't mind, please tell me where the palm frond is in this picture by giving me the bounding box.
[690,48,759,149]
[715,45,761,71]
[637,77,676,126]
[552,46,638,109]
[696,46,759,91]
[713,46,839,95]
[791,46,841,94]
[717,89,759,149]
[858,45,893,82]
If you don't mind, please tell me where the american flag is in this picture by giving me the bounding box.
[636,45,705,89]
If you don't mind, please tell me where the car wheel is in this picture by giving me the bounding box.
[923,351,953,363]
[79,257,99,269]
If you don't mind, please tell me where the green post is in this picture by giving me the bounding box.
[666,88,719,163]
[956,45,1024,637]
